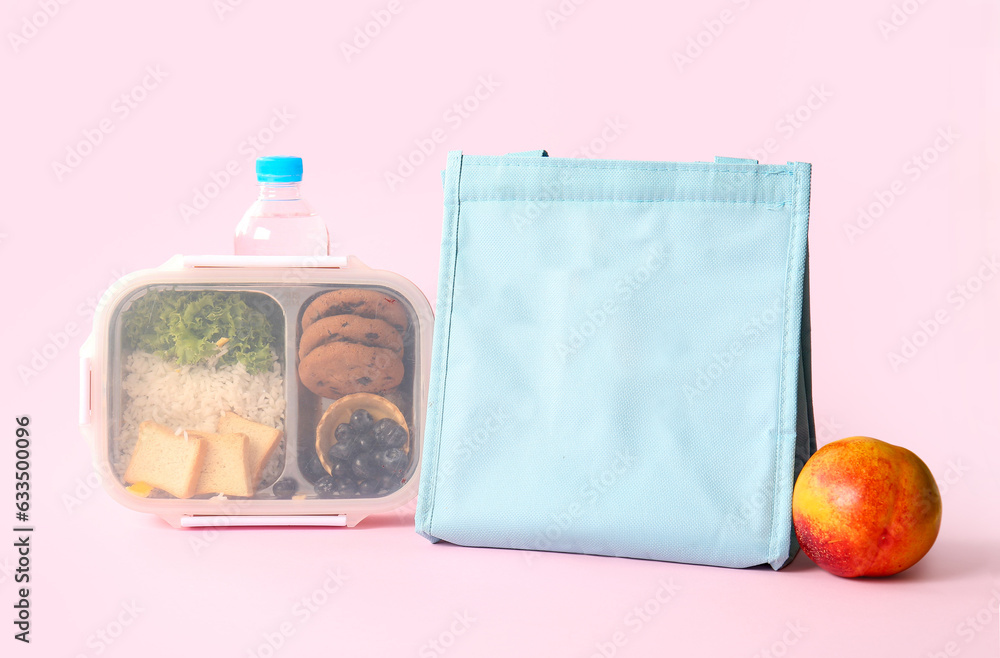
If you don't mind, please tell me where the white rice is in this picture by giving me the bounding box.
[115,350,286,490]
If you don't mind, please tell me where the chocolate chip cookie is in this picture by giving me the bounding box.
[298,342,404,398]
[298,314,404,362]
[301,289,408,334]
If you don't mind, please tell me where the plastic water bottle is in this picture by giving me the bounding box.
[234,156,330,256]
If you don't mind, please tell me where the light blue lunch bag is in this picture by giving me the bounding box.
[415,150,815,569]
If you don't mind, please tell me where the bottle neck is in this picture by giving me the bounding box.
[257,181,302,200]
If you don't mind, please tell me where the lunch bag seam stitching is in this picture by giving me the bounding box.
[457,198,779,204]
[768,164,802,564]
[424,152,464,536]
[464,161,793,174]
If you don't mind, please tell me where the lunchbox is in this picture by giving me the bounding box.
[79,254,433,528]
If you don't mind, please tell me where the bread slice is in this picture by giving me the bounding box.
[217,412,283,483]
[192,431,254,497]
[125,421,206,499]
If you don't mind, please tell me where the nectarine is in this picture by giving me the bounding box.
[792,436,941,577]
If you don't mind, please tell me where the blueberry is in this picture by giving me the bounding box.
[384,425,408,449]
[357,479,379,496]
[349,409,374,433]
[313,476,339,498]
[326,458,351,479]
[333,478,358,497]
[272,478,298,499]
[353,431,376,454]
[373,418,407,449]
[372,417,395,441]
[351,453,378,479]
[380,474,401,493]
[301,453,329,482]
[314,475,358,498]
[374,448,408,475]
[334,422,354,443]
[327,436,357,461]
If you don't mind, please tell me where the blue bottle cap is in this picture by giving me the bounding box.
[256,156,303,183]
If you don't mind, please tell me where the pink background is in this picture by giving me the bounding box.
[2,0,998,655]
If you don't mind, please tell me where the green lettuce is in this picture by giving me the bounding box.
[123,290,277,374]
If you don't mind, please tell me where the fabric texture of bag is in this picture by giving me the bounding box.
[415,150,815,570]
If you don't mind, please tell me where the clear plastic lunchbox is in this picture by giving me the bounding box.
[79,255,433,528]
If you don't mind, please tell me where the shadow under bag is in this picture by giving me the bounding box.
[416,151,816,570]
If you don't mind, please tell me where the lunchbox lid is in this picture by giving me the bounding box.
[80,254,433,528]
